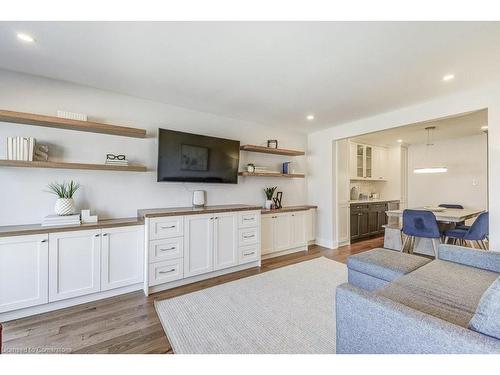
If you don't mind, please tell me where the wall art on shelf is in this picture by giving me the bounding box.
[34,144,49,161]
[273,191,283,209]
[267,139,278,149]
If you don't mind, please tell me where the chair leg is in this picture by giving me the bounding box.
[431,238,439,259]
[401,235,409,253]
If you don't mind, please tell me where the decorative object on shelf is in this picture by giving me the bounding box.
[105,153,128,166]
[81,209,98,223]
[56,110,87,121]
[34,144,49,161]
[264,186,277,209]
[192,190,206,208]
[46,180,80,216]
[282,161,291,174]
[6,136,35,161]
[246,163,255,173]
[267,139,278,149]
[273,191,283,209]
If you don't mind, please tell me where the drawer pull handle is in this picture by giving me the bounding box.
[243,234,255,239]
[243,251,256,256]
[40,239,48,243]
[243,218,254,221]
[159,268,176,274]
[160,247,176,251]
[102,233,108,236]
[94,234,100,237]
[160,225,176,229]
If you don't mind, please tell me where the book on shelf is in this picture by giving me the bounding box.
[6,136,35,161]
[42,214,81,227]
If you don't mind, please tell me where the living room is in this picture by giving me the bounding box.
[1,1,500,373]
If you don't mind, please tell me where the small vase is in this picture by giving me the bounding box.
[264,199,273,209]
[54,198,76,216]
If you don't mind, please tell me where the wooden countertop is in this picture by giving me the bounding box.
[349,199,400,204]
[0,217,144,238]
[261,205,317,215]
[138,204,262,218]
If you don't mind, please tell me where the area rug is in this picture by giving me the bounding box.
[154,257,347,354]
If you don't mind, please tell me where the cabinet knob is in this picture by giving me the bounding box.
[94,234,100,237]
[40,239,48,243]
[102,233,108,236]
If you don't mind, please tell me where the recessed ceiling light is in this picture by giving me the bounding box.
[481,125,488,130]
[442,74,455,82]
[17,33,35,43]
[397,139,403,143]
[306,115,315,121]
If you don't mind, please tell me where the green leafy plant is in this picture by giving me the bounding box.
[46,180,80,199]
[264,186,277,200]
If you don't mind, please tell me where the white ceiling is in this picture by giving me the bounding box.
[0,22,500,133]
[350,109,488,146]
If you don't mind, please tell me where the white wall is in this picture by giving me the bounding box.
[307,81,500,250]
[0,70,308,225]
[407,135,488,209]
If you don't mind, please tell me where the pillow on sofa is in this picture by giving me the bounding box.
[469,276,500,339]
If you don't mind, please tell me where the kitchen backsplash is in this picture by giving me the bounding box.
[349,180,381,200]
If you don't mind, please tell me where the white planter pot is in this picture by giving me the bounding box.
[54,198,76,216]
[264,199,273,209]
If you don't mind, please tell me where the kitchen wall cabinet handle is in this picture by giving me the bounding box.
[243,234,255,239]
[160,225,176,229]
[159,268,176,274]
[160,247,176,251]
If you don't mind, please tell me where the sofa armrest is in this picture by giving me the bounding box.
[438,244,500,273]
[335,283,500,354]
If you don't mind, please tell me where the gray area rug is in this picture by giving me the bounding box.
[154,257,347,353]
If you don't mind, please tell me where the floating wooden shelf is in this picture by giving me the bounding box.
[240,145,305,156]
[238,171,305,178]
[0,160,147,172]
[0,109,147,138]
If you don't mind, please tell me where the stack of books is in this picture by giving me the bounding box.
[253,166,273,174]
[105,155,129,166]
[6,137,35,161]
[42,214,81,227]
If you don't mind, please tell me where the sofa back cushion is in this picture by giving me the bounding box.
[438,244,500,273]
[469,277,500,339]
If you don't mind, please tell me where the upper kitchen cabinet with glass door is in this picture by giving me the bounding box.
[349,142,385,181]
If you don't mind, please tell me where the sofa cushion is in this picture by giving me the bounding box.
[469,277,500,339]
[347,248,432,282]
[376,260,499,327]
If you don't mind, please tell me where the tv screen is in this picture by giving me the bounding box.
[157,128,240,183]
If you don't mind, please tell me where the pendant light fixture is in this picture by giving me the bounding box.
[413,126,448,174]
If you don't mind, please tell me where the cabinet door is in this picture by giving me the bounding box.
[349,142,359,179]
[374,147,388,180]
[184,214,213,277]
[49,229,101,302]
[365,146,372,178]
[261,215,275,255]
[305,209,316,242]
[290,212,306,248]
[356,144,365,178]
[368,211,379,235]
[338,205,349,244]
[101,226,144,291]
[359,212,370,238]
[274,213,292,251]
[213,212,238,271]
[350,211,360,240]
[0,234,49,313]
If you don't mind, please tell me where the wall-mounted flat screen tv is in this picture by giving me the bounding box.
[157,128,240,183]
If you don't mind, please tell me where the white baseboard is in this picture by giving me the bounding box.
[315,237,336,249]
[0,283,144,322]
[261,245,308,260]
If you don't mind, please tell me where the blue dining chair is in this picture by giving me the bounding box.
[402,209,441,258]
[444,212,489,250]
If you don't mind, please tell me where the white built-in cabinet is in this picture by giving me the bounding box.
[261,209,315,257]
[349,141,388,181]
[213,213,239,271]
[184,214,214,277]
[0,234,49,313]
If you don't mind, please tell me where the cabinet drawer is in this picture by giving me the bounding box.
[238,211,260,228]
[149,259,184,286]
[149,216,184,240]
[238,244,260,264]
[149,237,184,263]
[369,203,388,212]
[238,228,259,246]
[351,204,369,211]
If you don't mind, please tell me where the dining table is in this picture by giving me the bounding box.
[383,207,485,255]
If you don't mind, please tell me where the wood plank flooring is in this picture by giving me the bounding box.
[1,237,383,354]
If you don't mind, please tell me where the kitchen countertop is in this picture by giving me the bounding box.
[261,205,318,215]
[0,217,144,238]
[349,199,400,204]
[138,204,262,218]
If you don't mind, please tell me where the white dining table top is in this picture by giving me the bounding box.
[385,207,485,223]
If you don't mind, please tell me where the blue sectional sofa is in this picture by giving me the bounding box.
[336,244,500,354]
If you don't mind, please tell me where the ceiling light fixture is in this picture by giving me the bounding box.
[17,33,35,43]
[442,74,455,82]
[481,125,488,130]
[397,139,403,143]
[413,126,448,174]
[306,115,315,121]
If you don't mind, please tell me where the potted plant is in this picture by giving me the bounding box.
[46,180,80,216]
[263,186,277,209]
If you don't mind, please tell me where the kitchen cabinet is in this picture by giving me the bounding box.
[214,212,239,271]
[274,213,292,251]
[261,215,275,255]
[350,202,389,243]
[101,225,144,291]
[290,212,306,248]
[49,229,101,302]
[0,234,49,313]
[349,142,388,181]
[372,146,388,180]
[184,214,214,277]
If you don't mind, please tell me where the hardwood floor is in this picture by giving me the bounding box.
[1,237,383,354]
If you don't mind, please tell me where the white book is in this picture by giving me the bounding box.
[17,137,21,160]
[12,137,16,160]
[28,137,34,161]
[23,138,29,161]
[7,137,12,160]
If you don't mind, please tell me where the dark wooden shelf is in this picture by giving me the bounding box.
[0,109,147,138]
[240,145,305,156]
[0,160,147,172]
[238,171,305,178]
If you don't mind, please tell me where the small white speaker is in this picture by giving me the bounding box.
[192,190,206,207]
